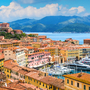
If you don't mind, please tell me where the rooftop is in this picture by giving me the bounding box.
[26,46,34,49]
[63,73,90,85]
[40,76,64,89]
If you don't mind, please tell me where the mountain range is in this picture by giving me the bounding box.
[8,15,90,33]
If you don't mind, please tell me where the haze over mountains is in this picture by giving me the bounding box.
[8,15,90,33]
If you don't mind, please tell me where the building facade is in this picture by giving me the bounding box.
[27,52,51,68]
[63,73,90,90]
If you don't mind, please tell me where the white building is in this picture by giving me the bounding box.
[4,47,26,66]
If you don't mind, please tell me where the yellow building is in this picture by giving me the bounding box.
[4,68,11,79]
[0,40,20,48]
[48,41,56,46]
[0,42,13,48]
[39,47,61,56]
[63,72,90,90]
[60,47,79,62]
[65,38,79,45]
[25,74,64,90]
[72,40,79,45]
[12,40,20,46]
[0,54,4,71]
[78,47,90,59]
[4,59,65,90]
[31,42,41,48]
[4,60,14,79]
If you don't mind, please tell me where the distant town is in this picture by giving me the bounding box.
[0,22,90,90]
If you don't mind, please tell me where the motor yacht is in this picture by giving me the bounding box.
[77,55,90,65]
[67,62,90,70]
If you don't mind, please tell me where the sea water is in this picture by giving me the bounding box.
[25,32,90,44]
[53,70,90,79]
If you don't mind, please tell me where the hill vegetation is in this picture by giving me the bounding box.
[8,15,90,33]
[56,23,90,33]
[0,32,26,40]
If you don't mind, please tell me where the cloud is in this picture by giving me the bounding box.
[69,6,85,14]
[16,0,61,4]
[84,13,90,16]
[0,2,88,22]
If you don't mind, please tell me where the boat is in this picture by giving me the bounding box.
[77,55,90,65]
[41,64,74,76]
[67,62,90,70]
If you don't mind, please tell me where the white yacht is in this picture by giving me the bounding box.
[67,62,90,70]
[77,55,90,65]
[41,64,74,76]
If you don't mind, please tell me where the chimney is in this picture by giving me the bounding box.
[80,70,82,76]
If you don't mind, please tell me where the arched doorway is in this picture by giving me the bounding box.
[61,58,63,63]
[76,56,78,61]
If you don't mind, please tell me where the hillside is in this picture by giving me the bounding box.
[56,23,90,33]
[8,15,90,33]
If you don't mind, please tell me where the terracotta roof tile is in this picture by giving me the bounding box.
[40,76,64,89]
[26,46,34,49]
[63,73,90,85]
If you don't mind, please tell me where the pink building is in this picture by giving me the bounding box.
[0,23,9,27]
[27,52,51,68]
[0,36,4,40]
[14,30,23,34]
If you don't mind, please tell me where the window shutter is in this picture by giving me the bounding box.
[80,83,82,88]
[75,81,77,87]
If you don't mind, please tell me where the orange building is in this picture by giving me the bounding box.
[63,72,90,90]
[14,30,23,34]
[0,23,9,27]
[84,39,90,44]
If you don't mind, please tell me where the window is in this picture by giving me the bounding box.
[7,70,9,72]
[45,73,46,76]
[28,77,30,80]
[89,87,90,90]
[67,79,69,84]
[24,76,25,79]
[71,81,73,85]
[77,83,79,87]
[7,75,9,77]
[43,83,44,86]
[84,85,86,90]
[16,72,18,75]
[37,81,38,83]
[10,76,12,78]
[31,57,34,59]
[34,79,35,82]
[39,82,41,85]
[46,85,47,88]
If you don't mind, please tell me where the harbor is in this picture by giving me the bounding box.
[40,55,90,79]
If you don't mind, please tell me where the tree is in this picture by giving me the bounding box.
[28,34,36,37]
[21,33,26,37]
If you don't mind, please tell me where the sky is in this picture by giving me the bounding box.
[0,0,90,22]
